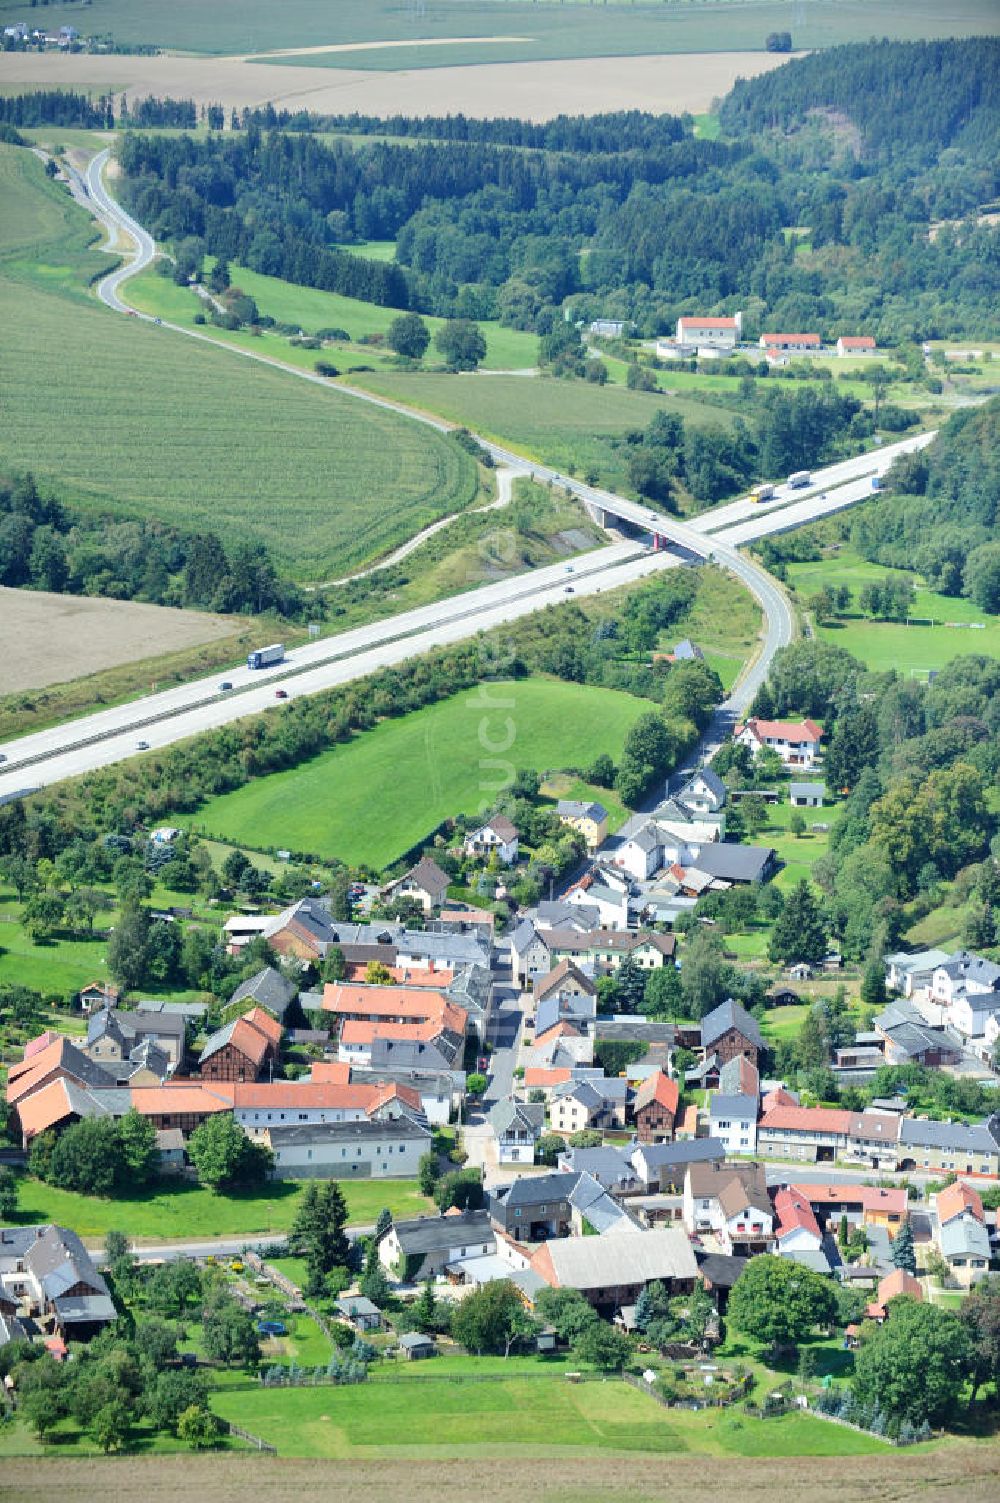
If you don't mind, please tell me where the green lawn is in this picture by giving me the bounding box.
[10,1174,431,1240]
[540,774,630,834]
[348,370,732,494]
[0,886,206,1003]
[210,1371,892,1458]
[187,677,654,867]
[0,145,479,581]
[762,1004,811,1042]
[786,546,1000,673]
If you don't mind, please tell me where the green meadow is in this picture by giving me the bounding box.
[188,678,653,867]
[786,546,1000,673]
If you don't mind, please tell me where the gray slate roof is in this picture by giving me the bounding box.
[392,1210,493,1254]
[489,1097,545,1138]
[229,966,297,1019]
[541,1228,698,1289]
[491,1173,578,1209]
[899,1117,1000,1154]
[709,1093,757,1120]
[701,998,765,1051]
[693,844,774,883]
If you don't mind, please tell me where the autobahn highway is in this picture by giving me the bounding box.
[0,156,931,797]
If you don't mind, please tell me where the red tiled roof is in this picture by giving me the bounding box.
[311,1061,351,1085]
[761,1086,797,1112]
[839,335,876,348]
[232,1081,379,1110]
[23,1031,61,1060]
[243,1006,283,1046]
[774,1187,822,1240]
[322,983,452,1019]
[678,316,738,329]
[761,332,820,345]
[15,1078,85,1140]
[760,1104,854,1135]
[936,1180,985,1225]
[736,717,823,744]
[524,1068,572,1087]
[634,1070,680,1116]
[876,1268,922,1305]
[789,1182,908,1218]
[130,1084,233,1117]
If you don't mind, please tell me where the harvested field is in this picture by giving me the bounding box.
[0,587,238,694]
[0,50,797,121]
[4,1445,1000,1501]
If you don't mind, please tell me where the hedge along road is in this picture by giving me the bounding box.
[2,149,882,794]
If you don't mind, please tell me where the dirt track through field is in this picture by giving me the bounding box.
[0,50,791,121]
[0,587,237,693]
[3,1446,1000,1502]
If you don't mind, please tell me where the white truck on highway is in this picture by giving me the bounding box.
[247,643,285,670]
[750,483,775,503]
[787,470,812,489]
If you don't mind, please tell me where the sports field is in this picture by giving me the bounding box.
[189,678,653,867]
[0,145,478,579]
[349,370,733,491]
[785,546,1000,672]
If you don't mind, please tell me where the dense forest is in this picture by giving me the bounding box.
[720,38,1000,167]
[100,37,1000,338]
[744,641,1000,961]
[852,398,1000,611]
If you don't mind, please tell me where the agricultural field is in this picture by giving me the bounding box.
[10,1172,431,1241]
[0,586,239,696]
[0,144,479,580]
[186,677,654,868]
[6,0,995,60]
[12,1450,1000,1503]
[0,616,300,743]
[785,545,1000,673]
[125,260,537,373]
[348,369,732,492]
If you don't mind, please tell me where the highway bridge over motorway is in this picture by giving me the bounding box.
[0,152,934,800]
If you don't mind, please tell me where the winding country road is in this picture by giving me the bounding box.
[0,152,929,796]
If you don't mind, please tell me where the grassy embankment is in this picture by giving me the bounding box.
[0,144,480,582]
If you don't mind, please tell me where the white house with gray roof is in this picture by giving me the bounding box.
[489,1097,545,1164]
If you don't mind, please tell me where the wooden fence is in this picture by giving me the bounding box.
[227,1421,277,1454]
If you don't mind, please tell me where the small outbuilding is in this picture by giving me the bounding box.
[336,1295,382,1332]
[789,782,825,808]
[398,1331,436,1360]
